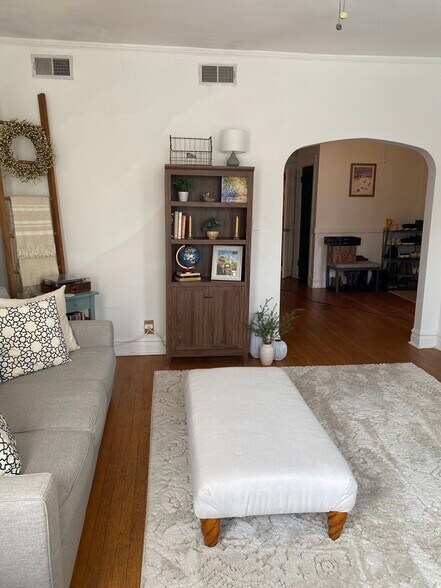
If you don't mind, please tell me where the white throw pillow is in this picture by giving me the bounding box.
[0,413,21,476]
[0,296,71,382]
[0,285,79,352]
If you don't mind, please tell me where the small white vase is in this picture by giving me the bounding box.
[273,339,288,361]
[260,343,275,366]
[178,191,189,202]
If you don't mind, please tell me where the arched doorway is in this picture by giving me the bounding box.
[281,138,431,346]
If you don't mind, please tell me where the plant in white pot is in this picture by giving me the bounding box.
[249,298,301,366]
[173,176,193,202]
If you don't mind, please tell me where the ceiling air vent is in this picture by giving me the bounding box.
[199,64,236,86]
[32,55,73,79]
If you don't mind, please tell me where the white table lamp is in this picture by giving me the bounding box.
[220,128,247,167]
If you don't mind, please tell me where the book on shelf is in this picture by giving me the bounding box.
[176,271,201,277]
[67,311,87,320]
[181,214,186,239]
[173,211,178,239]
[174,274,202,282]
[177,211,182,239]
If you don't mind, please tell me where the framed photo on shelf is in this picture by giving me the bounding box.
[349,163,377,197]
[211,245,243,281]
[221,176,248,203]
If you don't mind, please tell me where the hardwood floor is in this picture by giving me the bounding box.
[71,280,441,587]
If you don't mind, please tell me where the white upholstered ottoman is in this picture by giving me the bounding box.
[185,367,357,547]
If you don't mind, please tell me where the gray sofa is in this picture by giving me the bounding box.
[0,320,116,588]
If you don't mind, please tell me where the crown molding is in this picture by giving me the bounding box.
[1,35,441,66]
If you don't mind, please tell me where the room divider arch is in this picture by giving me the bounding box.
[281,136,437,349]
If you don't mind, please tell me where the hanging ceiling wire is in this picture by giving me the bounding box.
[336,0,348,30]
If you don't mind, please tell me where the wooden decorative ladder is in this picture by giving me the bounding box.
[0,93,66,297]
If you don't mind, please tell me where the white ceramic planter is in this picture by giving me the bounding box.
[273,339,288,361]
[249,332,262,358]
[206,230,219,240]
[178,191,189,202]
[260,343,275,366]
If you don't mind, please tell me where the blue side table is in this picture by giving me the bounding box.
[65,290,99,319]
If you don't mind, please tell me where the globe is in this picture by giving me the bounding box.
[176,245,200,271]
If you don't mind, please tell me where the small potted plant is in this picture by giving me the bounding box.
[173,177,192,202]
[203,217,221,240]
[249,298,302,365]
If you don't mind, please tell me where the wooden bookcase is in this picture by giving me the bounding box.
[165,165,254,363]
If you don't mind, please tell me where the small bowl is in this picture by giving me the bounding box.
[201,192,215,202]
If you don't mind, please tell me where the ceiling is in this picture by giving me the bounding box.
[1,0,441,58]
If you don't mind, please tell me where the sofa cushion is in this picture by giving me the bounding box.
[0,379,108,444]
[0,296,70,382]
[1,346,115,405]
[16,430,94,540]
[0,413,21,476]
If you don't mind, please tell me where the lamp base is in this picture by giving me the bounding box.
[226,151,240,167]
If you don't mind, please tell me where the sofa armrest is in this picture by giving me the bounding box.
[70,320,114,348]
[0,473,64,588]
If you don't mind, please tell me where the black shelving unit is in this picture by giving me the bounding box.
[381,228,422,290]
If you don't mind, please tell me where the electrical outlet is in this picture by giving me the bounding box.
[144,320,154,335]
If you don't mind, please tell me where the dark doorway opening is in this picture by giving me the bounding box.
[298,165,314,282]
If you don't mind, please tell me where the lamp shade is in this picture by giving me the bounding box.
[220,128,247,154]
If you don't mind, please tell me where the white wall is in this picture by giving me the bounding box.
[0,39,440,351]
[311,140,427,287]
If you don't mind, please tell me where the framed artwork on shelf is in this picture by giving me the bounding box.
[349,163,377,197]
[211,245,243,281]
[221,176,248,203]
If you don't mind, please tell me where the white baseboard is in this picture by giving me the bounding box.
[409,329,438,349]
[115,335,166,356]
[311,279,326,288]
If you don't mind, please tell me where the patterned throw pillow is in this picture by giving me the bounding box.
[0,413,21,476]
[0,285,79,352]
[0,296,70,382]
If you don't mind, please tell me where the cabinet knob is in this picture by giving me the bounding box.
[204,294,209,298]
[209,294,213,298]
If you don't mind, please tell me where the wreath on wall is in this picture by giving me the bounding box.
[0,119,55,182]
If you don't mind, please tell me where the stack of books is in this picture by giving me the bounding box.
[67,311,89,320]
[173,212,187,239]
[174,271,201,282]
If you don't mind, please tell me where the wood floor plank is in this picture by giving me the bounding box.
[95,357,141,588]
[126,359,156,587]
[70,356,127,587]
[72,280,441,587]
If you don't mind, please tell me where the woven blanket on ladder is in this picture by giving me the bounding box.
[10,196,58,296]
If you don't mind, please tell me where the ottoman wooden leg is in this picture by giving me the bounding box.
[200,518,221,547]
[327,511,348,540]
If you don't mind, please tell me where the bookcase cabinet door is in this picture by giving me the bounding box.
[171,287,208,352]
[208,286,245,351]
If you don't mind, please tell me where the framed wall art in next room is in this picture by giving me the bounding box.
[349,163,377,197]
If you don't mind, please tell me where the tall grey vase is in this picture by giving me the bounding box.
[249,332,262,359]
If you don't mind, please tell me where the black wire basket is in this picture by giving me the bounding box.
[170,136,212,166]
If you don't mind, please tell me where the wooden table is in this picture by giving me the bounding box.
[65,290,99,319]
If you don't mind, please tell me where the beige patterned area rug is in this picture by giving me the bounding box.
[142,364,441,587]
